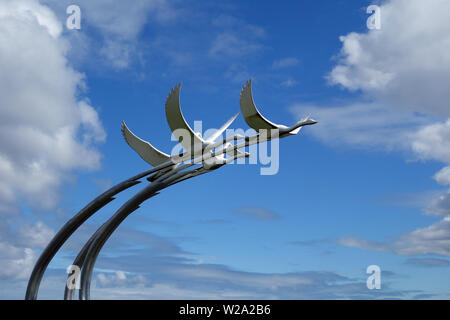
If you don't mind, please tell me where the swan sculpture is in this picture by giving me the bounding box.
[25,79,317,300]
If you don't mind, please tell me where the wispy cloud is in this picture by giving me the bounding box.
[406,258,450,268]
[209,14,265,59]
[280,79,297,88]
[272,57,299,69]
[44,0,179,69]
[0,217,432,299]
[291,102,431,151]
[338,216,450,256]
[194,219,231,225]
[234,206,281,221]
[290,239,331,247]
[5,253,421,299]
[434,166,450,186]
[209,32,263,58]
[426,189,450,217]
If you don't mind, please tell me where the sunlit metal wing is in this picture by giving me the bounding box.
[165,83,205,152]
[121,121,171,166]
[205,111,240,142]
[239,79,284,132]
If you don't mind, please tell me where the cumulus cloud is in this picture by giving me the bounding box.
[434,167,450,186]
[327,0,450,117]
[0,0,105,210]
[297,0,450,155]
[0,0,105,286]
[0,243,36,280]
[0,0,62,37]
[296,0,450,259]
[0,220,53,280]
[296,0,450,155]
[411,119,450,163]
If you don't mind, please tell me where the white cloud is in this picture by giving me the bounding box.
[292,102,429,151]
[338,237,388,252]
[86,262,413,299]
[43,0,177,69]
[305,0,450,165]
[272,57,299,69]
[280,79,297,88]
[96,270,147,288]
[223,64,252,84]
[209,15,265,59]
[434,166,450,186]
[296,0,450,258]
[43,0,176,38]
[338,189,450,256]
[0,0,62,38]
[411,119,450,163]
[340,188,450,255]
[0,1,103,284]
[406,258,450,268]
[393,217,450,256]
[0,222,422,298]
[209,14,266,84]
[0,219,54,280]
[0,218,53,280]
[0,242,36,280]
[328,0,450,117]
[210,32,262,58]
[426,190,450,217]
[16,221,55,248]
[0,0,105,210]
[339,216,450,256]
[234,206,280,221]
[298,0,450,155]
[99,39,133,70]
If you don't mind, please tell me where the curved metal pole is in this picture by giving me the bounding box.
[63,223,106,300]
[79,181,165,300]
[78,164,213,299]
[65,157,245,299]
[64,164,197,299]
[25,167,166,300]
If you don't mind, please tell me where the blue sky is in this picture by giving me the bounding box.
[0,0,450,299]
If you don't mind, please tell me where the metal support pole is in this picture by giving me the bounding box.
[25,168,161,300]
[78,182,165,300]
